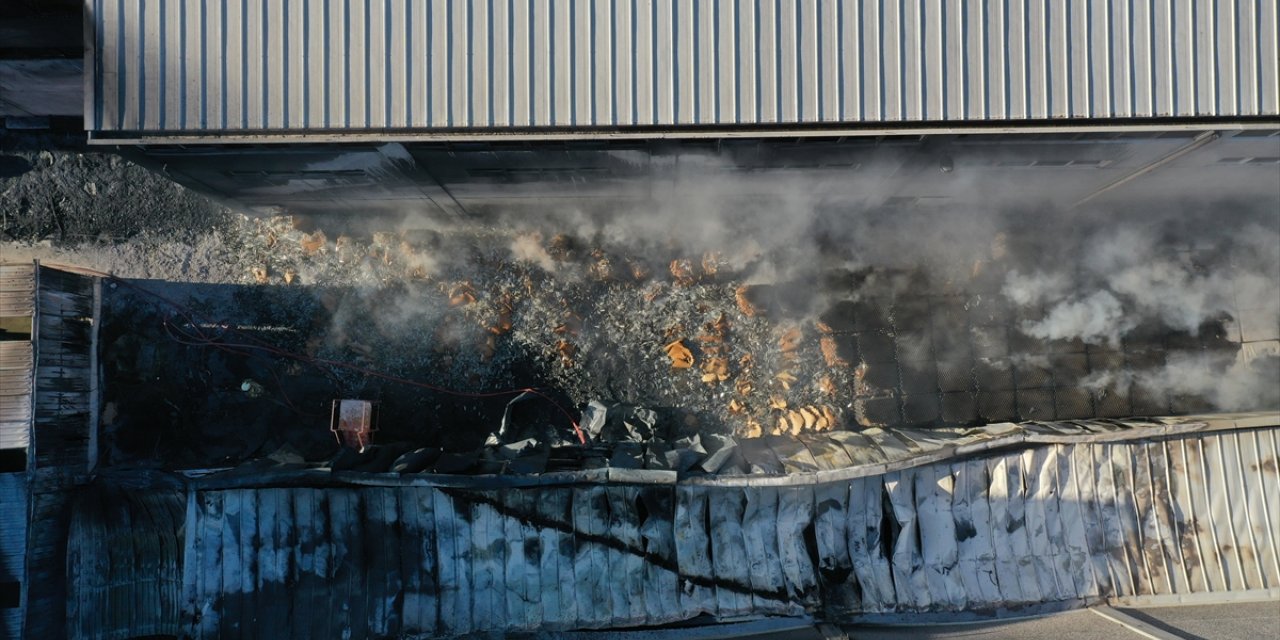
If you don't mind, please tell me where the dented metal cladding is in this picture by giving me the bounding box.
[0,264,103,640]
[87,0,1280,138]
[64,413,1280,638]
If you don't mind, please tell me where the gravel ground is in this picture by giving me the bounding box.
[1,142,230,243]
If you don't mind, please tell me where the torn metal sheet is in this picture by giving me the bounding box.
[62,413,1280,639]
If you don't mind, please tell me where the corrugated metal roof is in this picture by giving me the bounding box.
[0,342,33,451]
[61,413,1278,638]
[65,487,186,640]
[0,264,34,452]
[87,0,1280,140]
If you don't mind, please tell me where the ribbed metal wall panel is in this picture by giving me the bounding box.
[155,423,1280,638]
[88,0,1280,135]
[0,473,28,640]
[66,488,186,640]
[0,264,34,452]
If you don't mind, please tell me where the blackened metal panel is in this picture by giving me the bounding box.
[707,486,753,617]
[157,421,1280,635]
[66,487,186,640]
[673,484,716,617]
[0,472,26,639]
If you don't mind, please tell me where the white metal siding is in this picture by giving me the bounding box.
[88,0,1280,135]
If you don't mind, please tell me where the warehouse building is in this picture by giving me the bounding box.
[84,0,1279,216]
[2,1,1277,638]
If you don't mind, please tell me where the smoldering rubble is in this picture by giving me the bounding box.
[10,157,1279,467]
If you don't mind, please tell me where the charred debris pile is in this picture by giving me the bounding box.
[96,210,1277,472]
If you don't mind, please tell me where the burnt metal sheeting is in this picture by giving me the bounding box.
[24,265,102,640]
[153,414,1280,638]
[87,0,1280,139]
[29,265,97,472]
[0,473,28,640]
[65,487,186,640]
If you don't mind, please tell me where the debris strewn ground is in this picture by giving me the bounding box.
[4,146,1277,470]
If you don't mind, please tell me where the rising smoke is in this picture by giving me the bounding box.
[476,150,1280,417]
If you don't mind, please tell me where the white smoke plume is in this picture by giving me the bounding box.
[1012,220,1279,347]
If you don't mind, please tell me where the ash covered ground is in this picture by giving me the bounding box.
[4,145,1278,469]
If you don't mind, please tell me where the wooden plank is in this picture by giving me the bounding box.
[238,489,262,639]
[707,486,752,617]
[674,484,716,617]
